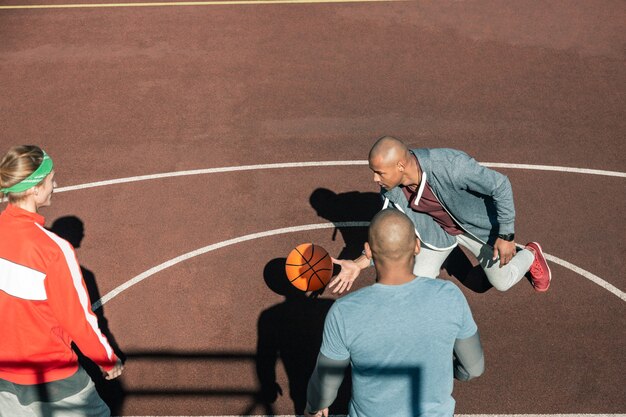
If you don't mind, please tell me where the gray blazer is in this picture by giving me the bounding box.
[381,148,515,250]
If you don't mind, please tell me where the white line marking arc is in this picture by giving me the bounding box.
[0,0,403,10]
[92,222,625,310]
[56,161,625,194]
[5,158,616,306]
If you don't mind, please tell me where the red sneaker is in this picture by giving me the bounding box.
[525,242,551,292]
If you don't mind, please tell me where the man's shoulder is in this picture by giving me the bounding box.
[412,147,469,162]
[329,285,383,316]
[334,284,377,304]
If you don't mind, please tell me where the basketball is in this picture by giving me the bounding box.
[285,243,333,292]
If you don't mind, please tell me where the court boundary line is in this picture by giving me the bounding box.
[0,0,405,11]
[53,161,625,195]
[92,221,626,310]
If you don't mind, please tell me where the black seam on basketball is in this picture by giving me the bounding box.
[313,271,326,287]
[298,254,330,282]
[289,267,313,281]
[287,263,316,280]
[305,252,329,269]
[296,245,315,265]
[290,245,330,288]
[311,269,328,289]
[288,263,323,282]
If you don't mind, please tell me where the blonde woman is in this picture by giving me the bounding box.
[0,145,123,417]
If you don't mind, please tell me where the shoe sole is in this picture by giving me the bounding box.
[528,242,551,292]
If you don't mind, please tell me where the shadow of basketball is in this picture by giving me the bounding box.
[256,258,351,416]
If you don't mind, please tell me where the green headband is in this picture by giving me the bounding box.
[0,151,54,194]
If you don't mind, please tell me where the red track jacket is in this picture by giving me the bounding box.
[0,204,117,384]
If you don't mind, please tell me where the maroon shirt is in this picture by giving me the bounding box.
[402,156,464,236]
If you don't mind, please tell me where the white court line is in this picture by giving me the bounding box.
[543,254,625,302]
[92,222,367,309]
[481,163,626,178]
[0,0,403,10]
[92,222,625,310]
[55,161,368,193]
[55,161,626,194]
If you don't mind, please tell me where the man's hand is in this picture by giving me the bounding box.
[327,256,368,294]
[102,358,124,380]
[493,238,516,267]
[305,408,329,417]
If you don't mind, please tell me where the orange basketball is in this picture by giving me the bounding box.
[285,243,333,291]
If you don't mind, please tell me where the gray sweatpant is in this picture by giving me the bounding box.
[413,233,534,291]
[0,367,110,417]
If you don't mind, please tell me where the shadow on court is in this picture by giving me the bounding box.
[309,187,493,293]
[256,257,351,416]
[309,188,381,261]
[50,216,127,415]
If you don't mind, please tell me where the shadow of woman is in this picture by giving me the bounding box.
[255,258,351,416]
[49,216,126,415]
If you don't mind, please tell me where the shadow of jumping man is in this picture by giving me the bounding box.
[309,188,382,261]
[255,258,350,416]
[310,187,493,293]
[49,216,126,415]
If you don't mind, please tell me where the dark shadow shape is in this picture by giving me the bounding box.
[49,216,126,415]
[466,189,500,246]
[350,364,422,415]
[441,246,493,293]
[309,188,382,261]
[256,258,351,416]
[309,188,493,293]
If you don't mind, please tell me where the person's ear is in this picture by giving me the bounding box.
[364,242,373,259]
[414,238,421,256]
[397,160,405,172]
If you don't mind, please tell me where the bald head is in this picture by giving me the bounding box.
[368,209,416,263]
[368,136,410,165]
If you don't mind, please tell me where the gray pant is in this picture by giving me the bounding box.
[0,369,109,417]
[413,233,534,291]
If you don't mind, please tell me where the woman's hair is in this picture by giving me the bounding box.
[0,145,46,203]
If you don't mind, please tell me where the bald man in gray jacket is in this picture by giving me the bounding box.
[329,136,551,294]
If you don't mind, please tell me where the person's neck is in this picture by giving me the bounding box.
[404,155,422,190]
[374,263,416,286]
[14,199,38,214]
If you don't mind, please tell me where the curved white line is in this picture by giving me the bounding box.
[55,161,368,193]
[481,163,626,177]
[93,222,625,310]
[543,254,625,302]
[0,0,402,10]
[92,222,368,310]
[57,161,625,194]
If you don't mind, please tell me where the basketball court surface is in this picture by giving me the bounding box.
[0,0,624,416]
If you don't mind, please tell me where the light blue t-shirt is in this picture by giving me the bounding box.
[320,277,477,417]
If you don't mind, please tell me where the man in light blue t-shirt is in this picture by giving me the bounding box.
[305,209,484,417]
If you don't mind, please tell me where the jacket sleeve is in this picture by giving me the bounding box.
[44,241,118,371]
[451,152,516,235]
